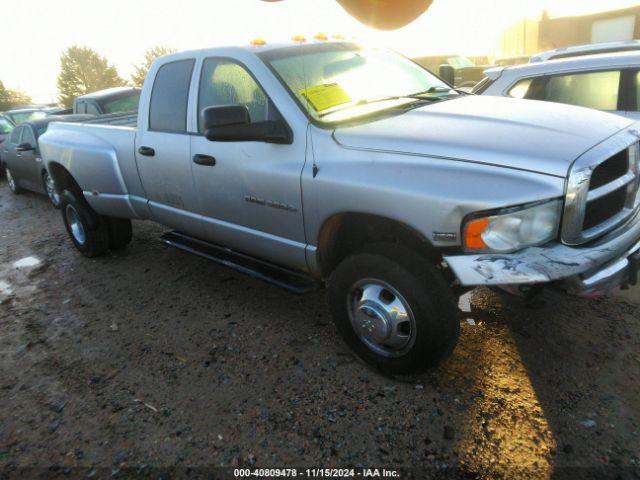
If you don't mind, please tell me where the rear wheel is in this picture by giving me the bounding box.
[329,244,459,375]
[60,189,110,257]
[5,167,24,194]
[42,170,61,208]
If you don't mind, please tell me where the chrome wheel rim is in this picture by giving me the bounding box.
[347,279,416,357]
[44,172,60,206]
[6,168,16,191]
[65,205,86,245]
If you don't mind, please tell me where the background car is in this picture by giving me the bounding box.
[73,87,141,115]
[476,50,640,120]
[2,105,69,125]
[529,39,640,63]
[2,115,91,206]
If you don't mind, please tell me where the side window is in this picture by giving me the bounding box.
[86,102,101,115]
[507,78,533,99]
[198,58,273,133]
[76,102,86,114]
[633,71,640,111]
[544,70,621,111]
[22,127,36,146]
[10,126,22,144]
[149,59,195,132]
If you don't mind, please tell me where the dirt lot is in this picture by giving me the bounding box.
[1,179,640,479]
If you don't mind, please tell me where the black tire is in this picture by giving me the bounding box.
[59,189,110,258]
[5,167,25,194]
[329,244,460,375]
[41,170,61,209]
[107,217,132,250]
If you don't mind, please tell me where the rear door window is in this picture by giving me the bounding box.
[631,70,640,111]
[544,70,621,110]
[22,127,36,146]
[149,59,195,132]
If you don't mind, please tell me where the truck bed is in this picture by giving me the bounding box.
[39,119,145,220]
[81,112,138,127]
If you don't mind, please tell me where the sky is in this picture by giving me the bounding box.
[1,0,639,103]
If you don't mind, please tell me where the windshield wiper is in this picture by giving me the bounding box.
[407,86,472,98]
[318,95,408,118]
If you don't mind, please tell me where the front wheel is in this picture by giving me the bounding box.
[329,244,460,375]
[60,190,110,257]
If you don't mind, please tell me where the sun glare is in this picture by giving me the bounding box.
[2,0,639,102]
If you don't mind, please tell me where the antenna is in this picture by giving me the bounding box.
[298,41,319,178]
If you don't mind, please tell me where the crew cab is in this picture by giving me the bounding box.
[39,40,640,375]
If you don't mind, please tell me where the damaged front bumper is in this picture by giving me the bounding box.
[444,209,640,297]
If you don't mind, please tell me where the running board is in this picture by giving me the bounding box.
[160,231,320,294]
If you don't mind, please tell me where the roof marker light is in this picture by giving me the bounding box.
[250,38,267,46]
[314,33,328,40]
[292,35,307,42]
[332,34,345,39]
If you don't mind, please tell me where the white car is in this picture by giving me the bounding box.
[477,50,640,120]
[529,40,640,63]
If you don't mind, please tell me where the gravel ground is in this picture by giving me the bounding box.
[1,180,640,479]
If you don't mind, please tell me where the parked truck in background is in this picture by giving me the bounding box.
[39,40,640,374]
[73,87,141,116]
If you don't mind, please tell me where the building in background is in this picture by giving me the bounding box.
[500,5,640,58]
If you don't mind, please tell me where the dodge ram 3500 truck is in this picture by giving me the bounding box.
[39,40,640,375]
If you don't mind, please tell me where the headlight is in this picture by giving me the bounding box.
[463,199,562,253]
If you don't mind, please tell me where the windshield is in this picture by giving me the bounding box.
[0,117,13,134]
[447,56,475,69]
[260,43,457,124]
[8,111,47,125]
[100,91,141,114]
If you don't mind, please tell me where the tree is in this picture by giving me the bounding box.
[131,46,176,87]
[0,80,32,111]
[57,46,126,108]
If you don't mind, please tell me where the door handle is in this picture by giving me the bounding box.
[193,154,216,166]
[138,146,155,157]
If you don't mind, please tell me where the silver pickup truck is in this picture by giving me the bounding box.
[39,40,640,375]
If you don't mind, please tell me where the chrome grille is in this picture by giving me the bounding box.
[562,141,640,245]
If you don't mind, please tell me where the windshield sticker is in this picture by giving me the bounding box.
[298,83,351,112]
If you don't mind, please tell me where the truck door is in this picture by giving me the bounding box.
[19,125,41,191]
[3,127,23,179]
[189,57,308,271]
[135,58,203,238]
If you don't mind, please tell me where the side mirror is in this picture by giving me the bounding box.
[438,64,456,86]
[202,104,251,131]
[202,105,291,144]
[16,142,35,152]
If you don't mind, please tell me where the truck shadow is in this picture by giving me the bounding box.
[457,287,640,479]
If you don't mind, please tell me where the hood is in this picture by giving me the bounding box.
[333,95,632,177]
